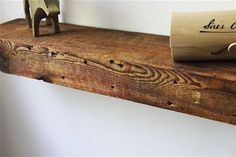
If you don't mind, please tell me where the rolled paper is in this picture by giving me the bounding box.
[171,10,236,61]
[228,43,236,53]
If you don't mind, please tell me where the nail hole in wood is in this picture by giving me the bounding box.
[25,45,33,50]
[110,60,114,64]
[134,65,141,68]
[111,85,115,89]
[117,64,124,68]
[61,76,65,79]
[173,80,177,84]
[48,51,58,57]
[36,76,51,83]
[84,60,87,64]
[37,76,46,81]
[167,101,174,106]
[51,52,57,57]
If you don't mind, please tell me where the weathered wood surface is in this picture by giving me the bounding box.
[0,19,236,125]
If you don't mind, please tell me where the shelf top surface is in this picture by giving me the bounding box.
[0,19,172,66]
[1,19,236,73]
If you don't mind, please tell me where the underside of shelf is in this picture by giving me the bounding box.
[0,19,236,125]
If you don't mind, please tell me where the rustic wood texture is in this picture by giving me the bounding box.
[0,19,236,125]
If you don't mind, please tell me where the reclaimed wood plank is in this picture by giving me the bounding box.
[0,19,236,125]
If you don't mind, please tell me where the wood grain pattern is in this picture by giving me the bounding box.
[0,19,236,125]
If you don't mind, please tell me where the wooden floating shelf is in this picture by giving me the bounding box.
[1,19,236,125]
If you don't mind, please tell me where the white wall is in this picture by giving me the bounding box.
[0,0,236,156]
[60,0,236,35]
[0,73,2,155]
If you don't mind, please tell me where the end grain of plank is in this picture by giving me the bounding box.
[0,19,236,125]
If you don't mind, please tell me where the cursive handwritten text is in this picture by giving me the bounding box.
[200,19,236,33]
